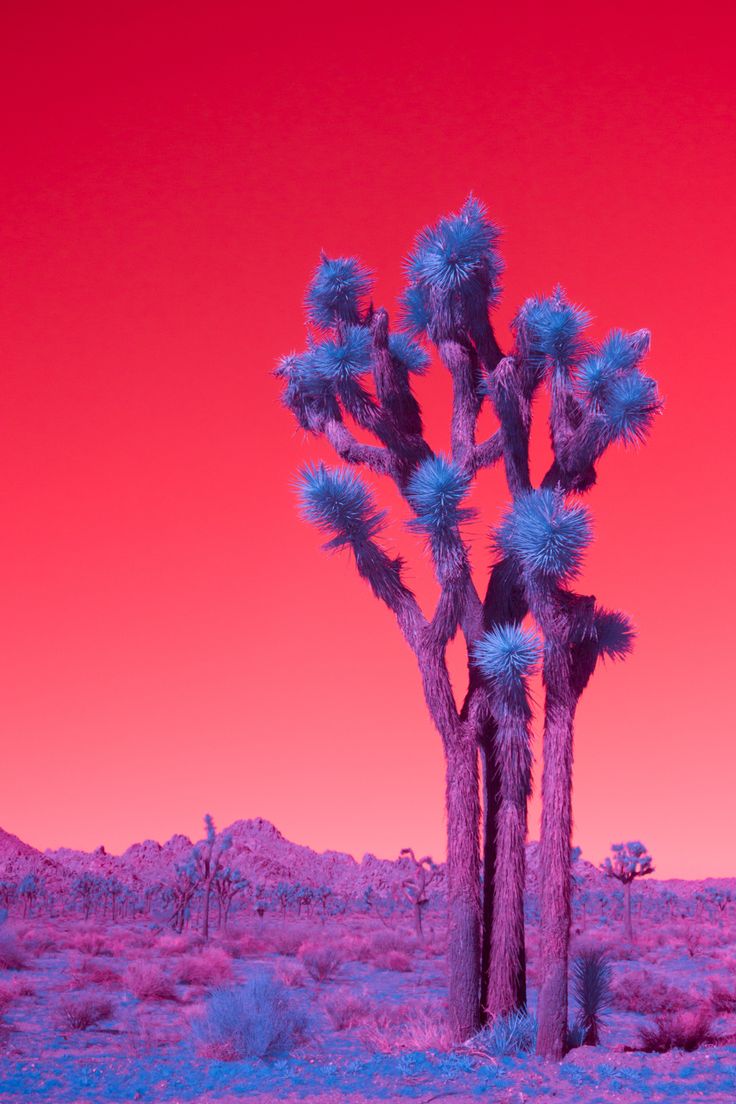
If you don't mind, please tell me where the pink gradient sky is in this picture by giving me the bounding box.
[1,1,734,878]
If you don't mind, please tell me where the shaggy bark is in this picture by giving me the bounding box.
[535,678,577,1059]
[445,728,482,1040]
[487,703,532,1018]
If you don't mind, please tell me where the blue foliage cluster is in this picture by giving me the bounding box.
[387,331,430,375]
[297,463,385,549]
[401,197,502,335]
[305,254,373,329]
[276,351,340,432]
[311,326,372,383]
[513,287,590,375]
[594,607,635,661]
[473,623,541,692]
[496,489,592,581]
[406,455,474,544]
[576,327,660,446]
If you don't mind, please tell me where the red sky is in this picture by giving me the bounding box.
[1,1,734,878]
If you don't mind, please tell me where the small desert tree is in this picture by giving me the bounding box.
[192,814,232,941]
[277,198,660,1049]
[400,848,440,938]
[18,874,39,919]
[600,841,654,941]
[213,866,249,929]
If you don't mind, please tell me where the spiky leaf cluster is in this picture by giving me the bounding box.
[387,331,430,375]
[572,949,612,1046]
[402,197,502,338]
[577,328,660,446]
[276,351,340,433]
[406,455,474,546]
[474,623,542,694]
[298,462,385,549]
[594,608,635,661]
[496,489,592,581]
[513,288,591,379]
[305,254,373,329]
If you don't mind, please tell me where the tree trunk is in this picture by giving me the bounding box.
[535,690,576,1060]
[624,881,633,942]
[202,880,212,940]
[479,729,500,1020]
[445,730,482,1042]
[414,900,424,939]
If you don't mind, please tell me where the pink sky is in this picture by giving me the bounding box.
[1,1,734,878]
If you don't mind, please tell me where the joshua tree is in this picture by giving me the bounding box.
[600,841,654,941]
[277,197,660,1049]
[400,848,440,938]
[73,872,102,921]
[169,860,199,933]
[18,874,40,918]
[192,814,232,941]
[213,866,249,929]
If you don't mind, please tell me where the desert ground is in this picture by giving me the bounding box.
[0,819,734,1103]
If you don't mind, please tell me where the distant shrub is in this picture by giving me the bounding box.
[276,960,308,988]
[710,984,736,1014]
[124,962,177,1001]
[71,957,121,988]
[359,1000,450,1053]
[639,1008,718,1053]
[267,925,313,957]
[224,932,267,959]
[571,949,612,1046]
[59,993,114,1031]
[156,932,202,956]
[684,928,703,958]
[192,971,309,1060]
[0,931,26,971]
[611,968,691,1014]
[367,930,416,958]
[374,949,412,972]
[69,929,110,957]
[323,990,369,1030]
[176,947,233,988]
[298,941,342,982]
[468,1011,538,1058]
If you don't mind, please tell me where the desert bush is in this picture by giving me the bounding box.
[468,1011,538,1058]
[367,930,416,958]
[360,1000,450,1053]
[610,968,691,1014]
[711,984,736,1013]
[192,970,309,1060]
[333,935,371,963]
[323,990,370,1030]
[175,946,233,988]
[59,993,114,1031]
[684,928,703,958]
[374,949,412,972]
[0,930,26,970]
[639,1008,718,1052]
[69,928,111,957]
[276,960,308,988]
[71,956,121,987]
[224,932,267,958]
[267,925,313,957]
[124,961,178,1001]
[571,949,612,1045]
[298,941,342,982]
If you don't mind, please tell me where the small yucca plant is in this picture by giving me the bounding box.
[571,948,612,1046]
